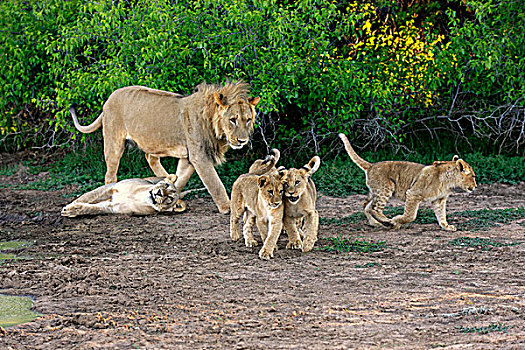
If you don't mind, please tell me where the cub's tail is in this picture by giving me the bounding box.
[248,148,280,175]
[338,133,371,171]
[70,103,103,133]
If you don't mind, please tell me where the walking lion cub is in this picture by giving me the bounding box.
[61,175,186,217]
[339,134,476,231]
[230,149,287,260]
[282,156,321,252]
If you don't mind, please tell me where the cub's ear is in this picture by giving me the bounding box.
[277,166,287,178]
[249,96,261,106]
[456,159,467,172]
[307,156,321,174]
[258,175,269,188]
[214,92,227,107]
[452,155,460,161]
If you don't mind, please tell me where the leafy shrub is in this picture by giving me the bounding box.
[0,0,524,155]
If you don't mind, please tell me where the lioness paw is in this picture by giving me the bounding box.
[61,204,82,217]
[173,199,187,212]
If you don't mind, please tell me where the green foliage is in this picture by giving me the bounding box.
[454,208,525,231]
[1,0,523,154]
[320,237,386,253]
[448,236,523,251]
[457,323,508,334]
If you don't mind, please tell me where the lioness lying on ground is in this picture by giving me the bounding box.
[282,156,321,252]
[339,134,476,231]
[61,175,186,217]
[230,149,287,260]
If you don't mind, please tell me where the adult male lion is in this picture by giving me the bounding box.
[70,81,260,214]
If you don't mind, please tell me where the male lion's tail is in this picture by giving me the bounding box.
[70,104,103,133]
[338,133,371,171]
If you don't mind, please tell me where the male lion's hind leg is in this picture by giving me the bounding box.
[103,132,126,184]
[145,154,169,178]
[432,197,456,231]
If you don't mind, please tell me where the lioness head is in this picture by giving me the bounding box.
[214,92,260,149]
[283,156,321,204]
[257,170,287,209]
[150,174,181,211]
[452,155,477,193]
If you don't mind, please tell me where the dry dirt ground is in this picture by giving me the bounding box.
[0,169,524,349]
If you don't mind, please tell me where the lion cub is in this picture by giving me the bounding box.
[230,149,287,260]
[339,134,476,231]
[62,174,186,217]
[282,156,321,252]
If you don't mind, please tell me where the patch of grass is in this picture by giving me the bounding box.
[355,262,379,268]
[448,237,523,251]
[320,212,366,226]
[0,164,18,177]
[5,143,525,198]
[0,241,31,251]
[457,323,508,334]
[320,237,386,253]
[454,207,525,231]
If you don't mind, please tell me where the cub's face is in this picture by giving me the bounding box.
[282,169,309,204]
[257,172,285,209]
[215,93,260,149]
[455,158,477,193]
[282,156,321,204]
[150,177,180,211]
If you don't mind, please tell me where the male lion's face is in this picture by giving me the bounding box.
[215,93,260,149]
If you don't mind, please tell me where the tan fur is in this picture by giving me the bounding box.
[282,156,321,252]
[61,175,186,217]
[230,152,287,260]
[70,81,260,214]
[339,134,477,231]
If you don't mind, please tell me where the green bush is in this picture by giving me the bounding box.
[0,0,524,155]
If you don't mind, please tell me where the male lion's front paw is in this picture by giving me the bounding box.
[286,239,302,250]
[258,246,275,260]
[441,223,457,232]
[217,202,230,215]
[301,237,317,252]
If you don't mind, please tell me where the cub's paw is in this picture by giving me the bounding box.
[258,246,275,260]
[230,229,242,242]
[301,237,317,253]
[286,239,302,250]
[441,224,457,232]
[244,237,258,247]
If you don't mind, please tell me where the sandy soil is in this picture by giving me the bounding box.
[0,169,524,349]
